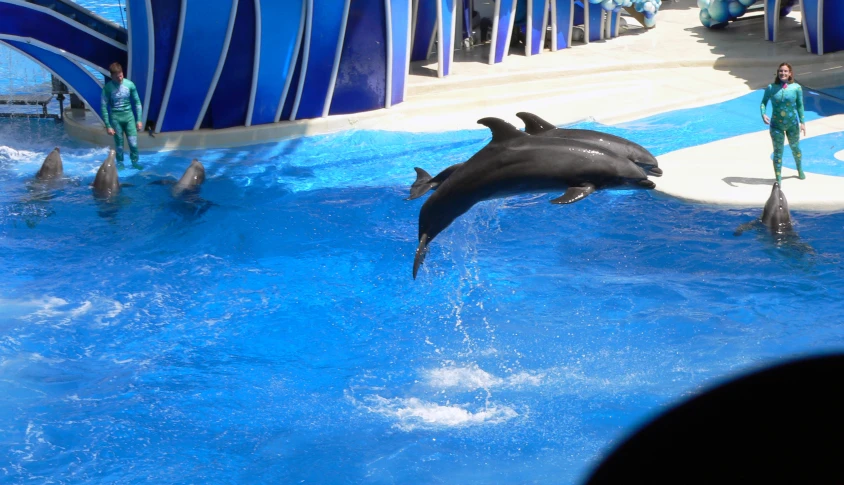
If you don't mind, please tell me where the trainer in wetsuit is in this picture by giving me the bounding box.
[101,62,144,170]
[761,62,806,183]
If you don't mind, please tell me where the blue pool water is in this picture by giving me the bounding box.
[2,87,844,483]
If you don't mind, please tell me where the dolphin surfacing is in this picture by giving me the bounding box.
[92,150,120,199]
[172,159,206,197]
[412,117,656,279]
[36,147,63,180]
[734,182,793,236]
[516,111,663,176]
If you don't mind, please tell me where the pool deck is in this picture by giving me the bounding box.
[64,0,844,211]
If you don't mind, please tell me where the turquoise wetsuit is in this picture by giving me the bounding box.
[760,82,805,182]
[101,79,143,168]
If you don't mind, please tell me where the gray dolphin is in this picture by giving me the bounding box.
[36,147,63,180]
[412,117,656,278]
[516,111,663,176]
[92,149,120,199]
[734,182,793,236]
[171,159,206,197]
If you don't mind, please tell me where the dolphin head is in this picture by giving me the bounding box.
[625,145,662,177]
[36,147,63,180]
[176,159,206,189]
[414,191,477,279]
[92,149,120,198]
[761,182,792,234]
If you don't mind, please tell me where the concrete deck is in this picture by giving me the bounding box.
[64,0,844,211]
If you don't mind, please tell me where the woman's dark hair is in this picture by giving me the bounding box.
[774,62,794,84]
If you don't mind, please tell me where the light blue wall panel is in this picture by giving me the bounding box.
[389,0,411,106]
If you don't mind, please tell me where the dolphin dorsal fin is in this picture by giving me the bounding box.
[477,117,527,143]
[515,112,556,134]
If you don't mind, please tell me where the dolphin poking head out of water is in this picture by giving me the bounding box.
[36,147,63,180]
[410,117,657,279]
[92,150,120,199]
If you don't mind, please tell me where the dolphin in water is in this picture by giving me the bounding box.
[92,149,121,199]
[734,182,793,236]
[585,353,844,485]
[515,111,663,176]
[171,159,206,198]
[35,147,63,180]
[411,117,656,278]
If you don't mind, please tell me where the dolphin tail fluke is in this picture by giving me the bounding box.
[515,112,556,135]
[407,168,434,200]
[551,184,596,204]
[413,233,431,279]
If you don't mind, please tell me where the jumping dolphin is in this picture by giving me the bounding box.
[412,117,656,278]
[585,353,844,485]
[92,150,120,199]
[35,147,63,180]
[734,182,793,236]
[516,111,663,176]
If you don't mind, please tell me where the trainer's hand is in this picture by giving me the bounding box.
[762,115,770,125]
[107,128,115,136]
[136,122,143,131]
[800,123,806,136]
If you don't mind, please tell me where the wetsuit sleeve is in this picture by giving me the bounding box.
[100,84,111,129]
[130,81,143,122]
[760,85,771,119]
[796,86,805,123]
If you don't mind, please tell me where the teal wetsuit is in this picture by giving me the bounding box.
[101,79,143,168]
[760,82,805,182]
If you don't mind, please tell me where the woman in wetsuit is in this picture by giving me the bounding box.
[761,62,806,183]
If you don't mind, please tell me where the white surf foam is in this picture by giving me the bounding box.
[424,364,545,391]
[362,395,518,431]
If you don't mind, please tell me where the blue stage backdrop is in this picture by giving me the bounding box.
[1,0,413,133]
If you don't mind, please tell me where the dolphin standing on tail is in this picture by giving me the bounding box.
[735,182,794,236]
[35,147,63,180]
[171,159,206,198]
[92,150,121,199]
[411,117,657,279]
[516,112,663,177]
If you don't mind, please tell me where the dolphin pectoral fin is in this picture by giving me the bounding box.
[551,184,596,204]
[477,117,528,143]
[413,233,431,279]
[734,221,758,236]
[407,167,434,200]
[515,112,557,135]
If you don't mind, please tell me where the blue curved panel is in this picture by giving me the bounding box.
[763,0,780,41]
[490,0,516,64]
[2,39,103,122]
[160,0,236,132]
[411,0,437,61]
[293,0,348,120]
[436,0,455,77]
[526,0,547,56]
[329,0,387,115]
[586,1,602,42]
[251,0,304,125]
[389,0,411,106]
[551,0,573,50]
[210,0,255,129]
[147,0,180,128]
[0,2,125,71]
[280,39,305,121]
[126,0,153,125]
[823,0,844,54]
[802,0,819,54]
